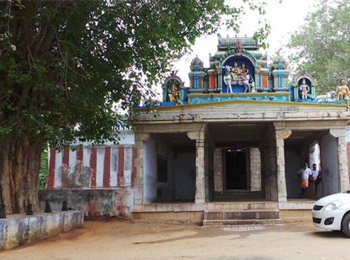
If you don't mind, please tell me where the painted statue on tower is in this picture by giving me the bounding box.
[299,79,310,99]
[223,60,254,93]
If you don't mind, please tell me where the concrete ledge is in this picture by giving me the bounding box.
[0,210,84,251]
[132,203,203,213]
[279,209,312,222]
[132,201,279,213]
[279,200,314,210]
[132,211,203,224]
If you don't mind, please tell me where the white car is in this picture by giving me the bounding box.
[312,192,350,237]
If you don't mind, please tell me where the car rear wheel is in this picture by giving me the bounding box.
[341,213,350,238]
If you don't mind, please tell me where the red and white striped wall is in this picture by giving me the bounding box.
[46,146,135,189]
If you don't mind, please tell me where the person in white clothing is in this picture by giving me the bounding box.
[297,163,312,198]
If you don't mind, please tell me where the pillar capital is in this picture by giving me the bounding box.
[329,128,346,138]
[135,133,150,142]
[187,130,205,141]
[276,129,292,139]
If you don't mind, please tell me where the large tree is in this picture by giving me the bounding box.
[288,0,350,92]
[0,0,268,213]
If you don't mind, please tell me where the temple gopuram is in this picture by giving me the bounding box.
[43,35,350,225]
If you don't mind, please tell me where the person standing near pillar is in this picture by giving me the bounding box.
[297,163,312,198]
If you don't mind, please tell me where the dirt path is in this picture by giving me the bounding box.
[1,219,349,260]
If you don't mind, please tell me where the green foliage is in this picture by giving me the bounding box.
[287,0,350,93]
[0,0,268,148]
[39,150,48,190]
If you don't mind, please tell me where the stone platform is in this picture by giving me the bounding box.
[0,210,84,250]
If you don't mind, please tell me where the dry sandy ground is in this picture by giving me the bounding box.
[1,219,349,260]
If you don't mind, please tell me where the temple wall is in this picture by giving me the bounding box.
[39,189,133,218]
[144,138,157,203]
[42,130,136,218]
[173,153,196,200]
[346,127,350,184]
[155,148,175,202]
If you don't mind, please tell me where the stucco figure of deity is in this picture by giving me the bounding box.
[241,62,248,79]
[299,79,309,99]
[336,79,350,108]
[336,79,349,101]
[231,62,240,80]
[223,65,233,93]
[168,81,181,104]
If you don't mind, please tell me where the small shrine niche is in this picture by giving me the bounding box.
[271,58,290,90]
[220,37,257,93]
[163,71,184,105]
[214,35,272,93]
[188,56,206,90]
[292,73,316,101]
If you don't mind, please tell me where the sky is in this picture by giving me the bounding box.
[172,0,317,87]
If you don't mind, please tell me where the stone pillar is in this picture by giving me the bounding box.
[188,130,207,204]
[275,129,292,202]
[330,129,349,192]
[213,148,223,192]
[250,148,261,191]
[133,133,150,205]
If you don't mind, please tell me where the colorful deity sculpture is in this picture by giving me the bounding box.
[292,73,316,101]
[163,71,184,105]
[168,81,181,104]
[222,61,254,93]
[299,79,310,99]
[336,79,349,101]
[224,65,233,93]
[336,79,350,108]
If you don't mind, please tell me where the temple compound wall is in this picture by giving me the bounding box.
[40,131,135,218]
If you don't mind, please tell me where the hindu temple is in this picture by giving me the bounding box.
[42,35,350,225]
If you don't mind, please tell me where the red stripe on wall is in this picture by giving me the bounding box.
[210,75,215,89]
[46,148,56,189]
[347,143,350,183]
[63,148,70,165]
[131,147,136,187]
[77,147,83,162]
[262,75,268,88]
[61,149,70,187]
[90,148,97,188]
[117,146,125,186]
[103,147,111,188]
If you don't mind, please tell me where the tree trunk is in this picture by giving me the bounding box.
[0,135,42,214]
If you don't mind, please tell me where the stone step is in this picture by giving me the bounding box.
[207,202,279,211]
[203,218,282,226]
[214,191,263,201]
[204,210,279,220]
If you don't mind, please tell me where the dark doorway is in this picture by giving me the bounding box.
[225,149,248,190]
